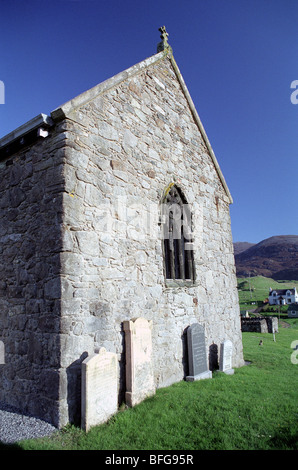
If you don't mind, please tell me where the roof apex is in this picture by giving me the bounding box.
[51,49,233,203]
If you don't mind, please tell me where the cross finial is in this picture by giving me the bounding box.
[157,26,172,53]
[159,26,169,42]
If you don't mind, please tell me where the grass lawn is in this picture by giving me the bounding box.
[2,319,297,451]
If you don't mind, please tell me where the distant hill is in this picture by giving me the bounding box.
[234,235,298,280]
[233,242,256,255]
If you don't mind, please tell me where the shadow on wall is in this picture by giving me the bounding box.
[66,352,88,425]
[182,327,189,377]
[118,324,126,406]
[209,343,219,371]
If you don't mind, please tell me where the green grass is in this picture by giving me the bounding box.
[2,320,298,451]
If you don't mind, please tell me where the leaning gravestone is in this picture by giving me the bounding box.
[220,340,234,375]
[123,318,155,407]
[81,347,118,431]
[186,323,212,381]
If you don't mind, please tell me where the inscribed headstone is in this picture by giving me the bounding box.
[123,317,155,407]
[0,341,4,364]
[220,340,234,375]
[186,323,212,381]
[81,347,118,431]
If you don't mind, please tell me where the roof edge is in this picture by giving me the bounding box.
[0,113,53,149]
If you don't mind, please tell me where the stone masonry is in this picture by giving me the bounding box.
[0,43,244,428]
[241,316,278,334]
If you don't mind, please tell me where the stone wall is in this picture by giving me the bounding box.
[241,316,279,334]
[0,127,66,425]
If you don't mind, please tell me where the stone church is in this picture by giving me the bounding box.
[0,28,244,428]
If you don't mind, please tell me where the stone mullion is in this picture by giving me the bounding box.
[168,215,175,279]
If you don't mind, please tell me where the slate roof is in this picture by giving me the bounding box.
[269,288,296,296]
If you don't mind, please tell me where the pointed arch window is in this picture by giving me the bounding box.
[162,185,196,283]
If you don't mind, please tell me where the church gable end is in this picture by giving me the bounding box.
[56,46,243,426]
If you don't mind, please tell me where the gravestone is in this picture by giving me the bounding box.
[0,341,4,364]
[186,323,212,381]
[220,340,234,375]
[81,347,118,431]
[123,317,155,407]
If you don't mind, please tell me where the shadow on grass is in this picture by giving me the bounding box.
[268,429,298,450]
[0,440,23,450]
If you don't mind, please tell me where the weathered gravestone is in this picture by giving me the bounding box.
[220,340,234,375]
[81,347,118,431]
[186,323,212,381]
[123,318,155,407]
[0,341,4,364]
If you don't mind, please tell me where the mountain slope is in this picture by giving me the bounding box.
[234,235,298,280]
[233,242,255,255]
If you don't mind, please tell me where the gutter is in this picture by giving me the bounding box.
[0,113,53,160]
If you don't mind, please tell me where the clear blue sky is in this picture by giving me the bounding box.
[1,0,297,244]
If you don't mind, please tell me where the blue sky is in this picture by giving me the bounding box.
[0,0,297,244]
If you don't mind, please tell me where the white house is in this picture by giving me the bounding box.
[269,288,298,305]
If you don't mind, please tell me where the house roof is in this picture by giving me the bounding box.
[0,44,233,203]
[269,288,296,295]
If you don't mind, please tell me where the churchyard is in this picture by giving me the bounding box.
[3,319,297,451]
[0,29,296,451]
